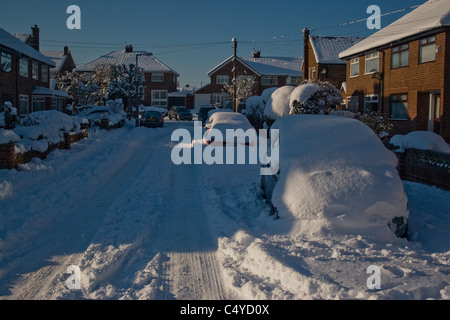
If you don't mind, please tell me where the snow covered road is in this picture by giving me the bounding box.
[1,120,449,300]
[0,122,247,299]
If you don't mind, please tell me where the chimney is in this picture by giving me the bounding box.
[30,25,40,51]
[64,46,69,56]
[252,49,261,59]
[302,28,310,81]
[125,45,133,53]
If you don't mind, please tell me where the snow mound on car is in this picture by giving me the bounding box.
[270,115,409,241]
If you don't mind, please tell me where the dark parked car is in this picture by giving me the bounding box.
[168,106,193,121]
[140,111,164,128]
[198,105,216,125]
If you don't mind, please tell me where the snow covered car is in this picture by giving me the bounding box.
[140,111,164,128]
[261,115,409,240]
[204,112,255,146]
[168,106,193,121]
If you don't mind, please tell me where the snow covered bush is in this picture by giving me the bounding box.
[289,81,342,115]
[1,102,18,129]
[245,96,265,130]
[390,131,450,154]
[354,111,394,139]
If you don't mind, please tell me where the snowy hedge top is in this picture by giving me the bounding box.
[390,131,450,154]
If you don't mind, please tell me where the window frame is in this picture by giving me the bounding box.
[261,76,278,86]
[151,73,164,83]
[365,52,380,75]
[364,94,379,113]
[151,90,168,107]
[32,96,46,112]
[350,58,360,78]
[19,58,29,77]
[1,52,12,73]
[392,44,409,69]
[390,94,408,120]
[32,61,39,80]
[419,35,436,63]
[216,75,229,85]
[19,94,29,115]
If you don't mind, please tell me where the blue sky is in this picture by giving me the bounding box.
[0,0,425,88]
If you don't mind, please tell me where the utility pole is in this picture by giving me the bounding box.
[232,37,238,113]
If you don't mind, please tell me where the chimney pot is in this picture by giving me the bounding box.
[31,25,40,52]
[125,45,133,53]
[64,46,69,55]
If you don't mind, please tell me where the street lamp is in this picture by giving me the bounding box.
[135,52,152,127]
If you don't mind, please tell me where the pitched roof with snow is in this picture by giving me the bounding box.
[340,0,450,59]
[208,56,302,77]
[41,51,68,71]
[310,36,365,64]
[74,50,179,76]
[0,28,55,66]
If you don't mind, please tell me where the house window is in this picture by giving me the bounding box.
[19,95,29,114]
[286,76,300,85]
[32,61,39,80]
[350,58,359,77]
[1,52,12,72]
[364,95,379,113]
[365,52,379,74]
[261,76,278,85]
[42,66,48,83]
[212,93,230,106]
[216,75,229,85]
[392,44,409,69]
[346,96,359,113]
[32,97,45,112]
[390,94,408,120]
[152,90,168,107]
[419,35,436,63]
[20,58,29,77]
[152,73,164,82]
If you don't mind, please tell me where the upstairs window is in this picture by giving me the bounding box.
[1,52,12,72]
[20,58,29,77]
[216,75,229,85]
[350,58,359,77]
[42,66,49,83]
[419,35,436,63]
[32,61,39,80]
[392,44,409,69]
[152,73,164,82]
[365,52,379,74]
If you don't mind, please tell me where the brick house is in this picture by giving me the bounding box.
[339,0,450,142]
[194,51,302,109]
[74,45,179,108]
[0,26,66,116]
[42,46,77,79]
[302,29,364,87]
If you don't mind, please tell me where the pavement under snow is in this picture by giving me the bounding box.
[0,121,449,300]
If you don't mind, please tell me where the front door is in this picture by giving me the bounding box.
[427,92,442,133]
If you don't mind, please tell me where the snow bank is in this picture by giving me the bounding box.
[0,129,20,144]
[390,131,450,154]
[269,115,409,241]
[264,86,295,120]
[14,111,81,145]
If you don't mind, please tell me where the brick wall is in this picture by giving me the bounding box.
[0,142,15,170]
[343,30,449,140]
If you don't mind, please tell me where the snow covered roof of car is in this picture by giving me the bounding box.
[74,50,180,76]
[0,28,55,66]
[309,36,365,64]
[208,56,302,77]
[340,0,450,58]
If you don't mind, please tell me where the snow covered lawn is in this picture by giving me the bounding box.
[0,121,449,300]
